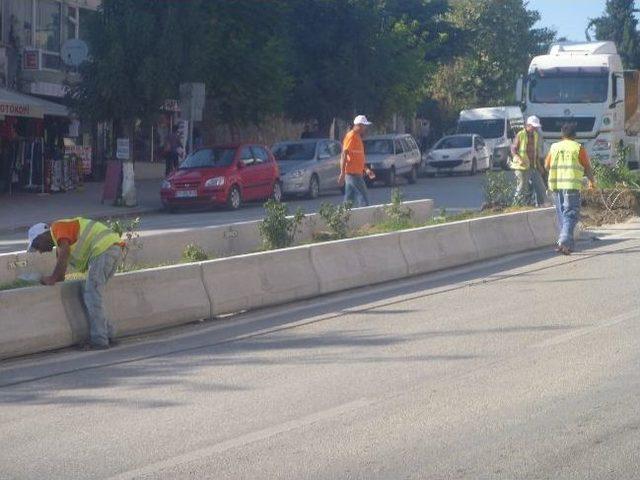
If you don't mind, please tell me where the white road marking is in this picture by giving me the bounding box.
[107,398,373,480]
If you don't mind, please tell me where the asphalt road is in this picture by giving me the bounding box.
[0,174,485,253]
[2,224,640,479]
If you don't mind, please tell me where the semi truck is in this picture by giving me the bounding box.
[516,41,640,167]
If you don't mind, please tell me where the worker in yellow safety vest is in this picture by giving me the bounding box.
[544,123,595,255]
[28,218,124,350]
[510,115,547,206]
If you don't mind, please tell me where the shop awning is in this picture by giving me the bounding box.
[0,87,68,119]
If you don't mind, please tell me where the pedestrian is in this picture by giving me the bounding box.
[545,123,595,255]
[164,126,180,175]
[339,115,375,207]
[27,218,124,350]
[511,115,547,206]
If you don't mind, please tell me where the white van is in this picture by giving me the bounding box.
[456,106,524,169]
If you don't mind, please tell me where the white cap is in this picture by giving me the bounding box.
[526,115,541,128]
[353,115,372,126]
[27,223,49,252]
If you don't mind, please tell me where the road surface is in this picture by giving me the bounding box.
[2,224,640,479]
[0,174,485,253]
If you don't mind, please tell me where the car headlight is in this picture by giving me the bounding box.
[289,169,304,178]
[593,139,611,151]
[204,176,225,188]
[161,179,171,189]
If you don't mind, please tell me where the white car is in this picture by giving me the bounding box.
[364,134,422,186]
[422,134,491,176]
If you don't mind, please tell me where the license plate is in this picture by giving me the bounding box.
[176,190,197,198]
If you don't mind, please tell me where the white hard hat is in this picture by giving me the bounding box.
[526,115,541,128]
[353,115,372,126]
[27,222,49,252]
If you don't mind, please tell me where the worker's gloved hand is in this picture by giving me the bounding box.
[40,275,57,286]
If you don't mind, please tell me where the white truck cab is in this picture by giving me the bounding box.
[456,106,524,169]
[517,41,639,167]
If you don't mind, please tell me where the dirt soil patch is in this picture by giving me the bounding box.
[581,189,640,227]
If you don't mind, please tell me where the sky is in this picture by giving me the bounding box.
[529,0,632,42]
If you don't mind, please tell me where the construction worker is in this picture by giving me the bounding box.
[511,115,547,206]
[545,123,595,255]
[28,218,124,350]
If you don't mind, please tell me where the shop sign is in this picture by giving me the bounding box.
[0,101,43,118]
[161,99,180,112]
[23,49,40,70]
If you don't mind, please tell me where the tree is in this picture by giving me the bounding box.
[588,0,640,69]
[283,0,454,133]
[427,0,555,131]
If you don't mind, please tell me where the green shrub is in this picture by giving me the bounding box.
[182,243,209,262]
[106,216,143,269]
[318,201,352,239]
[593,143,640,190]
[258,199,305,249]
[384,188,413,228]
[483,171,515,207]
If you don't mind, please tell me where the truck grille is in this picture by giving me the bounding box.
[540,117,596,133]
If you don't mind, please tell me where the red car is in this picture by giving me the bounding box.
[160,144,282,210]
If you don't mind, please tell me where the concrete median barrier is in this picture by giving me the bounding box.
[105,263,211,335]
[400,221,479,275]
[310,233,408,294]
[469,211,538,259]
[201,245,319,316]
[0,251,56,285]
[526,207,558,247]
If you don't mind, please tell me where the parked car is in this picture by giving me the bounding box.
[364,134,421,186]
[422,134,491,176]
[272,138,342,198]
[160,144,281,211]
[456,106,524,170]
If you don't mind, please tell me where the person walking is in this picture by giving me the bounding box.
[511,115,547,206]
[28,218,124,350]
[338,115,375,207]
[163,126,180,175]
[545,123,595,255]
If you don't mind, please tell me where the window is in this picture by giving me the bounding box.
[393,139,404,154]
[35,0,62,69]
[272,142,316,161]
[66,5,78,41]
[317,142,331,159]
[251,146,269,164]
[457,119,506,139]
[435,136,472,150]
[475,137,485,148]
[239,147,255,166]
[401,138,412,153]
[79,8,94,41]
[179,148,236,169]
[364,139,393,155]
[529,71,609,104]
[329,142,341,156]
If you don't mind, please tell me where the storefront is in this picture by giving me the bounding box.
[0,87,74,195]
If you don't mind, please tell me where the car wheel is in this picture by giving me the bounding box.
[308,175,320,199]
[406,165,418,184]
[469,159,477,176]
[272,181,283,202]
[226,185,242,210]
[386,167,396,187]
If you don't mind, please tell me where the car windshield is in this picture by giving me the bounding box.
[457,119,505,139]
[530,72,609,104]
[435,136,472,149]
[273,142,316,161]
[179,148,236,169]
[364,139,394,155]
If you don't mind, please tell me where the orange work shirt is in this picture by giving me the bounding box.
[342,130,366,175]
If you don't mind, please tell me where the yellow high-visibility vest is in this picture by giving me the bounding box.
[511,129,540,171]
[547,139,584,192]
[51,218,121,272]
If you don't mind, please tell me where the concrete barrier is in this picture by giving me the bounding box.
[104,263,211,335]
[468,211,538,259]
[310,232,408,294]
[201,245,319,316]
[1,207,560,360]
[400,221,479,275]
[0,251,56,285]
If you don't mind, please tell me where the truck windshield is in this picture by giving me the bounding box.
[530,74,608,104]
[457,119,505,139]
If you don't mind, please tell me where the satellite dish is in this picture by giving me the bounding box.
[61,39,89,67]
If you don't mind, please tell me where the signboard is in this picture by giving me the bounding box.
[64,145,92,175]
[23,49,40,70]
[102,160,122,204]
[161,99,180,112]
[116,138,130,160]
[0,101,43,118]
[61,39,89,67]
